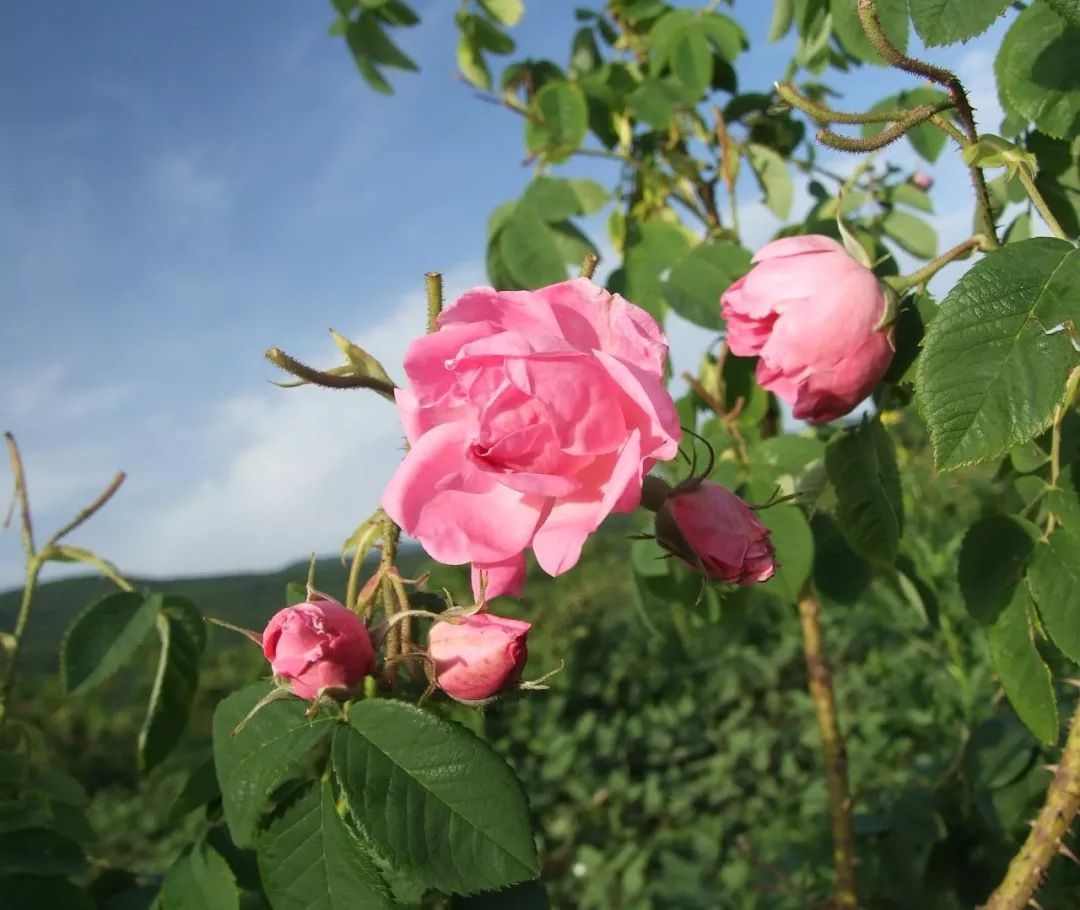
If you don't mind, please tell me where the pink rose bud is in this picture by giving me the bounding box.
[381,278,681,603]
[721,235,894,423]
[655,481,776,585]
[428,613,531,701]
[911,171,933,191]
[262,599,375,701]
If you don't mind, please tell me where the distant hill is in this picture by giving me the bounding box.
[0,547,429,675]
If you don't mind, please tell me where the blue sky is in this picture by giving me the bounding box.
[0,2,1019,588]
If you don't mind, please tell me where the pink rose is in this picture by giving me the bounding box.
[720,235,894,423]
[911,171,933,191]
[262,598,375,700]
[382,278,680,599]
[655,481,776,584]
[428,613,531,701]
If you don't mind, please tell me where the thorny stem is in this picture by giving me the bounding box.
[817,104,946,154]
[776,81,953,125]
[798,588,857,910]
[855,0,999,247]
[889,237,985,293]
[47,472,126,546]
[1015,167,1070,241]
[579,253,599,279]
[265,347,398,396]
[424,272,443,334]
[377,518,403,687]
[981,701,1080,910]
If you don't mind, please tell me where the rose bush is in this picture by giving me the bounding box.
[261,596,375,699]
[428,612,531,701]
[382,278,681,599]
[721,235,894,423]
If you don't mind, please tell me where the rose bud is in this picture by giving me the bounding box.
[720,235,894,423]
[262,598,376,700]
[911,171,933,191]
[654,481,776,585]
[428,613,531,702]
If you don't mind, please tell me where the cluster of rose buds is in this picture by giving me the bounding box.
[254,233,893,706]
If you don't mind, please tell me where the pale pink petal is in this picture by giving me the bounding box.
[471,553,527,601]
[751,234,845,263]
[593,351,681,461]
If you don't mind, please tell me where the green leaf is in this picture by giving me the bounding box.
[60,592,157,694]
[996,1,1080,139]
[451,881,551,909]
[745,143,793,219]
[915,239,1080,471]
[888,183,934,213]
[1029,132,1080,239]
[755,501,813,602]
[347,13,418,71]
[498,204,568,289]
[881,210,938,259]
[570,27,601,75]
[138,596,206,773]
[620,221,694,319]
[958,516,1037,625]
[0,827,86,876]
[521,176,606,222]
[909,0,1011,46]
[987,586,1058,745]
[1028,529,1080,663]
[169,755,221,823]
[863,88,949,162]
[1048,462,1080,530]
[332,699,538,894]
[213,683,336,848]
[258,780,391,910]
[469,16,515,54]
[830,0,909,65]
[825,419,903,567]
[457,36,491,90]
[524,80,587,162]
[670,24,712,100]
[479,0,524,26]
[160,842,239,910]
[0,875,94,910]
[769,0,794,40]
[626,78,680,130]
[1047,0,1080,26]
[700,12,746,61]
[566,178,609,214]
[662,242,751,330]
[1004,212,1032,243]
[549,220,598,267]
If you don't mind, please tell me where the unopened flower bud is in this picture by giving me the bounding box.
[655,481,776,584]
[262,598,375,700]
[428,613,531,701]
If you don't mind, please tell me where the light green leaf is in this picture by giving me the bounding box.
[332,699,538,894]
[881,210,938,259]
[830,0,909,65]
[1046,0,1080,26]
[258,781,392,910]
[521,176,582,222]
[524,80,587,162]
[1028,529,1080,663]
[457,36,491,90]
[754,501,813,602]
[1004,211,1032,243]
[498,204,568,289]
[160,842,239,910]
[662,242,751,330]
[139,596,207,773]
[889,183,934,212]
[700,12,746,61]
[909,0,1011,46]
[825,419,903,567]
[745,143,793,219]
[626,79,680,130]
[915,239,1080,471]
[566,178,609,214]
[987,586,1059,745]
[958,516,1037,625]
[549,220,598,268]
[479,0,524,26]
[60,591,157,694]
[47,545,129,591]
[647,9,694,75]
[996,1,1080,139]
[769,0,794,40]
[213,683,336,848]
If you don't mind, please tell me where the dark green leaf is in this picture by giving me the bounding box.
[830,0,909,65]
[451,880,551,909]
[213,683,336,848]
[986,586,1058,745]
[825,420,903,567]
[60,592,157,694]
[996,1,1080,139]
[958,516,1037,625]
[498,204,568,289]
[620,221,693,319]
[662,242,751,330]
[627,79,680,130]
[0,827,86,876]
[522,176,583,222]
[258,781,392,910]
[347,13,418,71]
[915,239,1080,470]
[169,755,221,823]
[811,513,872,604]
[909,0,1011,46]
[754,501,813,602]
[469,16,515,54]
[1029,132,1080,238]
[1028,529,1080,663]
[332,699,538,894]
[670,25,712,100]
[963,715,1038,791]
[138,596,206,773]
[881,210,938,259]
[160,842,239,910]
[524,80,588,162]
[0,875,94,910]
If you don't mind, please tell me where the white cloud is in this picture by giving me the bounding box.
[151,151,233,217]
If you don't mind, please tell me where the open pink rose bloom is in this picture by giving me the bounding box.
[382,278,681,599]
[721,235,894,423]
[262,598,376,700]
[655,481,776,585]
[428,613,531,701]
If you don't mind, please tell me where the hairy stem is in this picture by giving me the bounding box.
[889,237,984,293]
[579,252,599,279]
[47,472,126,548]
[855,0,999,247]
[424,271,443,334]
[817,104,946,154]
[982,701,1080,910]
[776,81,951,125]
[798,589,857,909]
[265,347,397,395]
